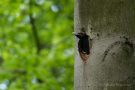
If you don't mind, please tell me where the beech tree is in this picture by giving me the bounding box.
[74,0,135,90]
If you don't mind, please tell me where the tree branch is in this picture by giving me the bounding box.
[29,0,41,54]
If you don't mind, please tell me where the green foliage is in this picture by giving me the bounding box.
[0,0,74,89]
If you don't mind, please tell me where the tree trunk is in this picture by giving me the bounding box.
[74,0,135,90]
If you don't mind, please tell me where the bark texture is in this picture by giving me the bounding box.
[74,0,135,90]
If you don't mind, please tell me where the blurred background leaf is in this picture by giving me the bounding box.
[0,0,74,90]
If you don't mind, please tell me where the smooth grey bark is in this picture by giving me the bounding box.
[74,0,135,90]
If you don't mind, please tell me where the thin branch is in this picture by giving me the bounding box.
[29,0,41,54]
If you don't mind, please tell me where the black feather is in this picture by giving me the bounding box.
[75,33,90,55]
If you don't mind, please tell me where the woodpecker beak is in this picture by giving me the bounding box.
[72,32,77,35]
[72,32,78,37]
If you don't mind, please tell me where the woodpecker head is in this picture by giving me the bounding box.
[72,31,88,39]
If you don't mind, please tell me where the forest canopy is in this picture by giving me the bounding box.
[0,0,74,90]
